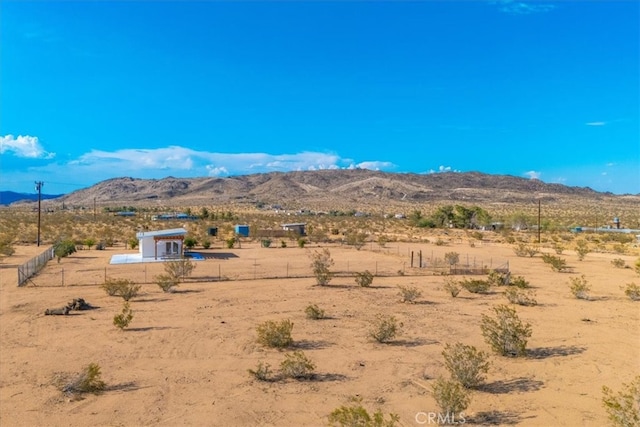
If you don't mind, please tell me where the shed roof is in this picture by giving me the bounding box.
[136,228,187,239]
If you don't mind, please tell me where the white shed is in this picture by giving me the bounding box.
[136,228,187,260]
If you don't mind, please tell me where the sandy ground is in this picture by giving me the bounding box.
[0,239,638,427]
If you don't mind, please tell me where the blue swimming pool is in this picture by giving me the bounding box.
[184,252,205,260]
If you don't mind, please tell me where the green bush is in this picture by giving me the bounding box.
[509,275,531,288]
[513,243,538,257]
[442,343,490,388]
[355,270,374,287]
[444,252,460,265]
[280,351,315,379]
[622,283,640,301]
[184,236,197,249]
[460,278,491,294]
[602,376,640,427]
[155,274,180,293]
[305,304,326,320]
[309,248,334,286]
[504,287,538,306]
[370,314,401,343]
[201,239,211,249]
[575,240,589,261]
[164,258,196,281]
[54,239,76,263]
[113,302,134,330]
[541,253,568,272]
[568,274,591,300]
[480,304,532,357]
[101,278,140,301]
[431,377,470,418]
[397,285,422,303]
[328,399,399,427]
[257,319,294,348]
[226,237,236,249]
[443,277,461,297]
[261,239,272,248]
[61,363,106,395]
[635,258,640,276]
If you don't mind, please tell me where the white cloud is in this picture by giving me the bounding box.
[524,170,541,180]
[491,0,556,15]
[0,135,55,159]
[355,161,395,170]
[586,121,606,126]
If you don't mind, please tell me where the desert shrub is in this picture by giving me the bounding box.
[297,238,307,248]
[602,376,640,427]
[504,287,538,306]
[261,239,272,248]
[54,239,76,263]
[435,238,446,246]
[101,278,140,301]
[309,248,334,286]
[61,363,106,395]
[280,240,287,248]
[575,240,589,261]
[431,377,471,418]
[611,258,626,268]
[612,244,628,255]
[0,237,15,258]
[184,236,197,249]
[355,270,374,287]
[370,314,401,343]
[280,351,315,379]
[155,274,180,293]
[257,319,294,348]
[201,239,211,249]
[305,304,326,320]
[95,241,106,250]
[397,285,422,303]
[345,232,367,250]
[113,302,134,330]
[128,238,139,250]
[83,238,96,250]
[248,362,272,382]
[568,274,591,300]
[443,277,461,297]
[552,242,565,255]
[622,283,640,301]
[513,243,538,257]
[487,270,509,286]
[460,278,491,294]
[442,343,490,389]
[480,304,532,357]
[328,399,399,427]
[444,252,460,266]
[541,253,568,272]
[635,258,640,276]
[509,275,531,288]
[226,237,236,249]
[164,258,196,281]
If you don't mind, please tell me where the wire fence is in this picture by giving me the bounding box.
[17,246,54,287]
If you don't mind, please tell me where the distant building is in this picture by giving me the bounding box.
[282,223,306,236]
[136,228,187,260]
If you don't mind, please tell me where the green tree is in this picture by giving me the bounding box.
[54,240,76,263]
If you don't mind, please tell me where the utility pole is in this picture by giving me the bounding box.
[35,181,44,246]
[537,199,541,244]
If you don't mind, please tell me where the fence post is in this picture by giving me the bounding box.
[286,262,289,278]
[411,251,414,268]
[62,268,64,286]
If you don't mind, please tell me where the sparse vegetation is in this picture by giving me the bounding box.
[575,240,590,261]
[504,287,538,306]
[431,377,471,419]
[355,270,374,287]
[60,363,106,395]
[541,253,568,272]
[442,342,490,389]
[568,274,591,300]
[397,285,422,303]
[611,258,626,268]
[101,278,140,301]
[513,243,539,257]
[480,304,532,357]
[305,303,326,319]
[328,398,399,427]
[635,258,640,276]
[622,283,640,301]
[113,302,134,330]
[309,248,334,286]
[280,350,315,379]
[443,277,461,297]
[248,362,272,382]
[460,278,491,294]
[257,319,294,348]
[601,376,640,427]
[444,251,460,265]
[155,273,180,293]
[370,314,401,343]
[53,239,76,263]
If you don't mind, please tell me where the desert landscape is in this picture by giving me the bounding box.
[0,172,640,426]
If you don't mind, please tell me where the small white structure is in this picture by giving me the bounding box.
[282,223,306,236]
[136,228,187,260]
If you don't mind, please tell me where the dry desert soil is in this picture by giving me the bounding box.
[1,239,638,426]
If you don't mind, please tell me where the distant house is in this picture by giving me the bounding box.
[282,223,306,236]
[136,228,187,260]
[114,211,136,217]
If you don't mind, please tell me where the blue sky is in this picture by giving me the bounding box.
[1,0,639,195]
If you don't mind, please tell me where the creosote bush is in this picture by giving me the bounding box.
[460,278,491,294]
[443,277,461,298]
[309,248,334,286]
[601,375,640,427]
[280,350,315,379]
[442,343,490,389]
[444,251,460,265]
[102,278,140,301]
[397,285,422,303]
[60,363,106,395]
[355,270,374,287]
[305,303,326,320]
[257,319,294,348]
[113,302,134,330]
[480,304,532,357]
[370,314,401,343]
[431,377,471,419]
[611,258,626,269]
[575,240,590,261]
[513,243,539,257]
[504,287,538,306]
[568,274,591,300]
[622,282,640,301]
[541,253,568,272]
[328,398,399,427]
[155,274,180,293]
